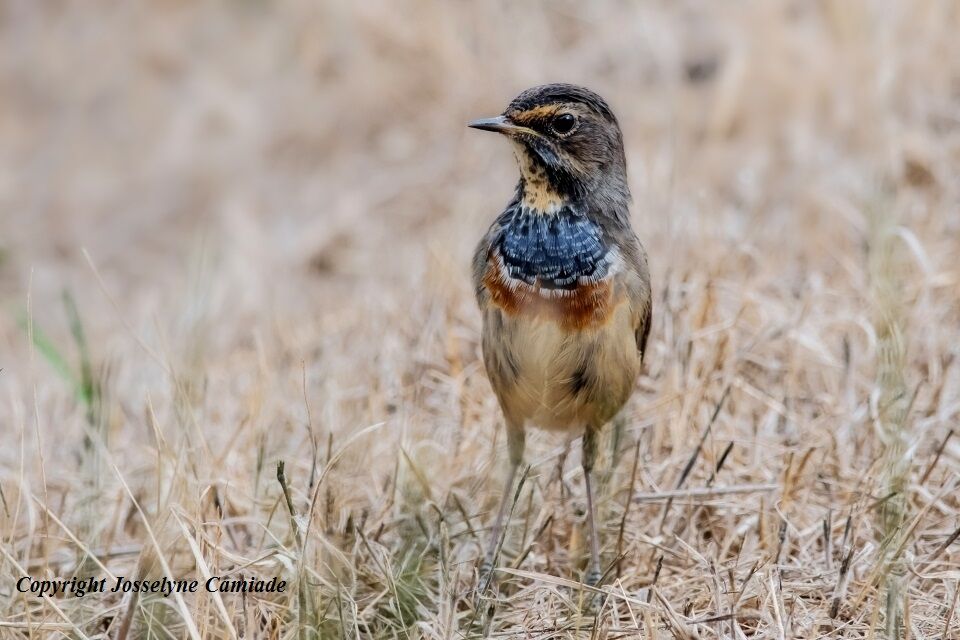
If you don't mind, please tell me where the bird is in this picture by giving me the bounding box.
[468,84,652,588]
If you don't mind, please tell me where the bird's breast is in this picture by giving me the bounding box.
[483,206,622,330]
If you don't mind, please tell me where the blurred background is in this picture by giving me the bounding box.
[1,0,959,635]
[3,0,956,329]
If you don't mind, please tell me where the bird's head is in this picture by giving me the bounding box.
[469,84,629,213]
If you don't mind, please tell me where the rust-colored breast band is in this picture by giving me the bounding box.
[483,259,617,331]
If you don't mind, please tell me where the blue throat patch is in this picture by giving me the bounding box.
[494,205,613,290]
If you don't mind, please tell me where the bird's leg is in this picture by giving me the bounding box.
[554,436,573,503]
[582,427,602,587]
[481,461,518,577]
[479,424,524,590]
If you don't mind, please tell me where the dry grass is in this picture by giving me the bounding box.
[2,1,959,637]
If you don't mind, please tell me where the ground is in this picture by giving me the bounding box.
[1,1,959,638]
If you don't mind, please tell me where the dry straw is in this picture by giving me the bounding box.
[1,1,958,637]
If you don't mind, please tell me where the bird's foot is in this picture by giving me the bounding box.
[581,567,605,613]
[473,556,497,608]
[478,557,496,590]
[584,566,602,588]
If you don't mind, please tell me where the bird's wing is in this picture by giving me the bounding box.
[636,298,652,362]
[472,232,494,308]
[472,198,520,308]
[615,227,652,363]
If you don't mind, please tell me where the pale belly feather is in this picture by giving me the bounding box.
[483,300,640,432]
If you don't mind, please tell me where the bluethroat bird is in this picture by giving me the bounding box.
[469,84,652,587]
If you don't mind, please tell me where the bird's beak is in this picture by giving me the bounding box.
[467,115,524,135]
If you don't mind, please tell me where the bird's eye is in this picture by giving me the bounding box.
[550,113,577,135]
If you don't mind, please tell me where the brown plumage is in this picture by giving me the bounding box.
[469,84,652,589]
